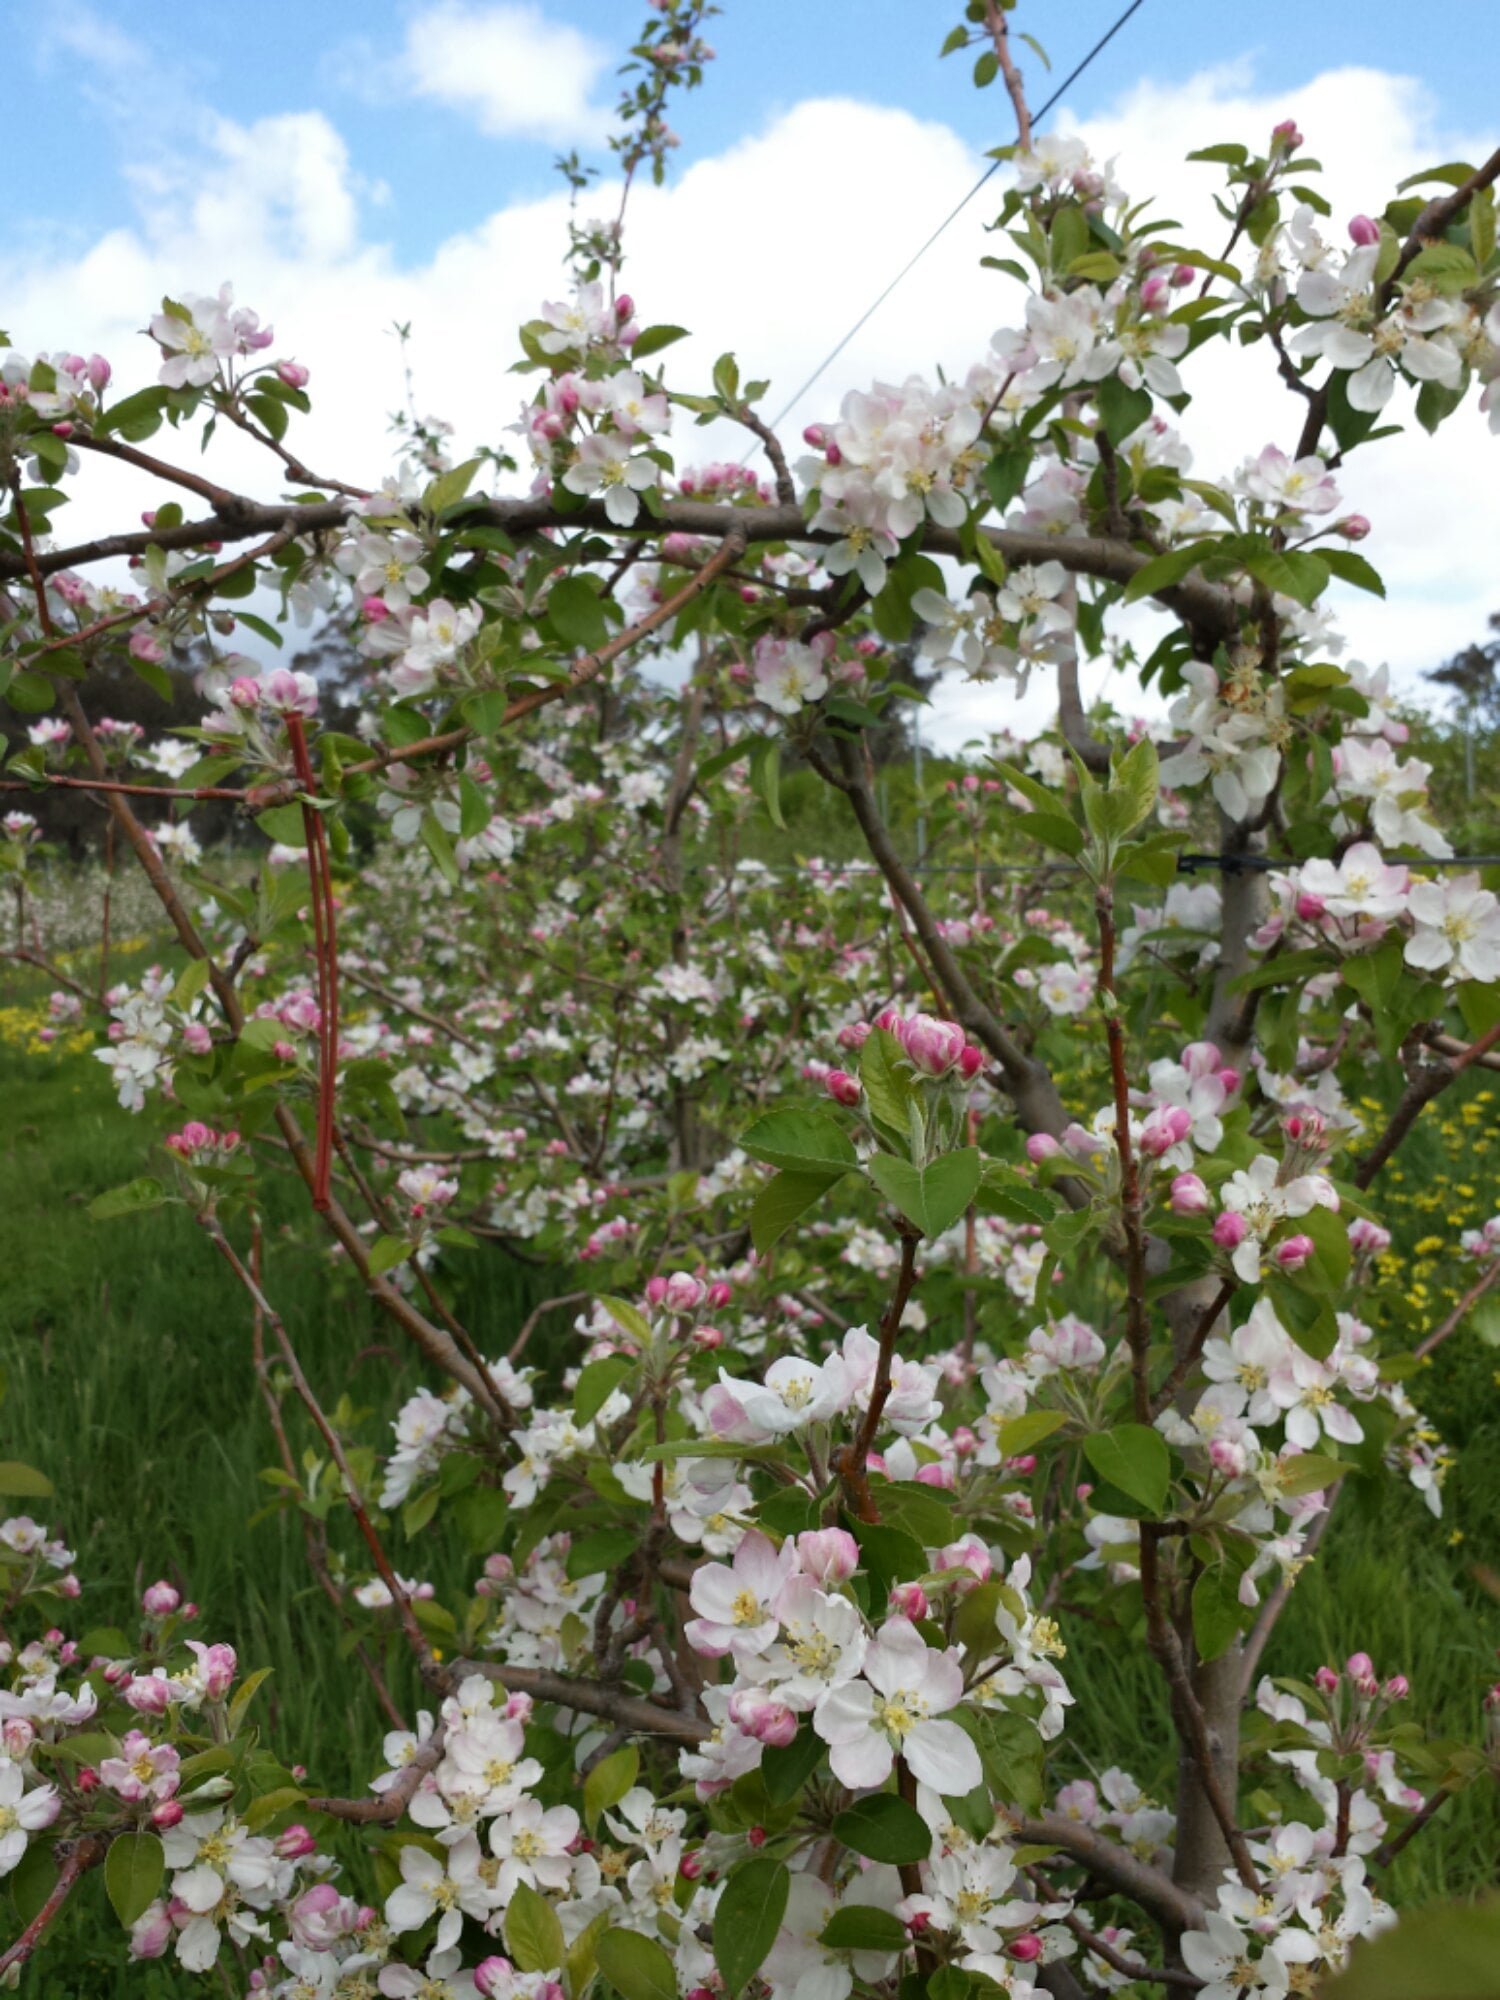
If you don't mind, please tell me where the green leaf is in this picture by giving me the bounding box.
[868,1148,981,1238]
[424,457,482,516]
[255,802,310,848]
[972,1708,1045,1813]
[583,1742,639,1830]
[547,574,612,651]
[1278,1453,1351,1498]
[859,1027,918,1139]
[1104,735,1159,837]
[750,1167,847,1254]
[714,1857,790,1998]
[597,1929,679,2000]
[1082,1424,1171,1515]
[820,1907,909,1952]
[97,385,169,441]
[1319,548,1386,597]
[1192,1566,1247,1662]
[574,1355,634,1425]
[227,1665,273,1735]
[832,1793,933,1865]
[1122,542,1204,603]
[630,324,691,359]
[88,1178,167,1221]
[741,1109,858,1175]
[506,1879,565,1973]
[762,1724,827,1804]
[0,1461,53,1498]
[420,810,459,887]
[749,737,785,828]
[978,1165,1058,1227]
[982,441,1032,514]
[567,1528,638,1579]
[1096,374,1152,447]
[368,1234,414,1276]
[995,1410,1068,1456]
[1320,1893,1500,2000]
[105,1832,165,1928]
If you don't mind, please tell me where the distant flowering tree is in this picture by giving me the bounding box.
[2,1,1500,1994]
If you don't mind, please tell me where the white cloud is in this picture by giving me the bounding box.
[396,2,612,142]
[4,56,1495,751]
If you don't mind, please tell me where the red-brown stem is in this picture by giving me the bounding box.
[835,1230,920,1523]
[285,713,337,1210]
[1025,1864,1204,1988]
[248,1215,407,1732]
[1415,1256,1500,1360]
[1096,883,1150,1419]
[1369,1784,1453,1869]
[307,1726,447,1823]
[0,1836,106,1978]
[1098,881,1259,1895]
[0,774,248,802]
[200,1215,440,1680]
[8,475,57,635]
[1355,1021,1500,1190]
[1151,1278,1236,1419]
[983,0,1033,150]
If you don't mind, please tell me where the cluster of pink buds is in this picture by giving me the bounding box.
[875,1008,985,1081]
[165,1122,241,1165]
[1312,1653,1411,1738]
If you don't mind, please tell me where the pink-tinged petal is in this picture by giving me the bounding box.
[827,1729,894,1790]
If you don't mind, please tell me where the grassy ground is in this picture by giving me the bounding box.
[1,948,1497,1989]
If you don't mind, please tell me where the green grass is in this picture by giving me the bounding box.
[0,974,550,1992]
[1,953,1498,1988]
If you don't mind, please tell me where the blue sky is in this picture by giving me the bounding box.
[12,0,1489,273]
[8,1,1496,737]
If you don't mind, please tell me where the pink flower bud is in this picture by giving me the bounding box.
[362,595,390,622]
[802,424,829,450]
[680,1849,704,1880]
[888,1582,929,1619]
[476,1958,514,1998]
[691,1324,724,1350]
[181,1023,212,1055]
[1217,1067,1241,1096]
[664,1271,706,1313]
[746,1825,767,1848]
[52,420,74,438]
[705,1281,733,1309]
[276,360,310,388]
[1026,1132,1063,1163]
[1009,1936,1043,1963]
[1383,1674,1409,1700]
[1271,118,1304,150]
[124,1674,172,1715]
[1141,1105,1193,1158]
[1212,1212,1249,1250]
[615,294,634,321]
[1209,1435,1249,1479]
[1346,1651,1374,1679]
[142,1581,181,1617]
[1295,890,1327,922]
[1348,215,1380,246]
[87,354,112,391]
[824,1069,862,1107]
[796,1527,860,1583]
[1139,272,1170,312]
[151,1798,184,1829]
[276,1823,318,1859]
[1170,1172,1211,1215]
[1348,1218,1391,1255]
[76,1766,101,1793]
[1314,1665,1341,1694]
[1275,1234,1315,1271]
[836,1019,872,1051]
[644,1275,669,1306]
[1337,514,1371,541]
[896,1012,968,1078]
[957,1044,985,1080]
